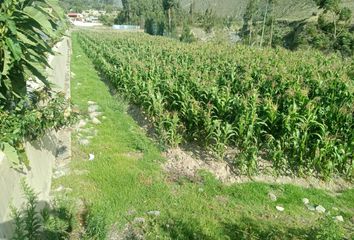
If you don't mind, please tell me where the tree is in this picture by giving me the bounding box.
[268,0,278,47]
[163,0,175,32]
[314,0,340,12]
[259,0,275,47]
[189,0,195,24]
[243,0,259,45]
[289,0,353,56]
[339,7,352,22]
[121,0,131,23]
[314,0,341,38]
[202,8,216,33]
[180,23,195,43]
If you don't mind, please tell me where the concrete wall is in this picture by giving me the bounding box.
[0,36,71,239]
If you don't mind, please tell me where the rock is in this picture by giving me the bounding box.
[307,205,316,211]
[334,215,344,222]
[127,209,137,216]
[92,117,101,125]
[88,105,99,113]
[315,205,326,213]
[73,169,90,175]
[147,210,160,216]
[268,192,277,202]
[133,217,146,224]
[77,119,87,129]
[89,153,95,161]
[87,101,96,105]
[79,138,90,146]
[53,170,66,179]
[302,198,310,205]
[276,206,285,212]
[54,185,72,192]
[102,116,107,120]
[89,111,102,119]
[54,185,65,192]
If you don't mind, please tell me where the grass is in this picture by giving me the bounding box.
[53,31,354,239]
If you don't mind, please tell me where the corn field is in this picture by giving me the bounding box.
[77,31,354,179]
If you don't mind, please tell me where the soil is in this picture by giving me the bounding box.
[163,146,353,192]
[125,103,353,193]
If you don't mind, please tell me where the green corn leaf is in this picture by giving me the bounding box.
[5,38,22,61]
[23,58,49,85]
[16,31,36,46]
[26,48,51,68]
[5,19,17,34]
[22,6,55,37]
[2,47,12,75]
[0,15,7,21]
[17,28,52,52]
[3,143,20,167]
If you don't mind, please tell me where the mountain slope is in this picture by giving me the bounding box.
[179,0,354,21]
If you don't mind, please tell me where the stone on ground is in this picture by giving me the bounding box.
[92,117,101,125]
[147,210,160,216]
[315,205,326,213]
[88,104,100,113]
[79,138,90,146]
[276,206,285,212]
[268,192,277,202]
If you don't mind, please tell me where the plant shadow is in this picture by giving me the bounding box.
[149,215,322,240]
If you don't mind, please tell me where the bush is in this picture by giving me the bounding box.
[335,31,354,57]
[145,18,165,36]
[0,0,76,169]
[99,14,115,26]
[0,92,77,169]
[11,180,75,240]
[180,24,195,43]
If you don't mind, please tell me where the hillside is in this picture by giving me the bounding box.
[179,0,354,21]
[111,0,354,22]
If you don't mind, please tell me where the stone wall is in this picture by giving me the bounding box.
[0,36,71,239]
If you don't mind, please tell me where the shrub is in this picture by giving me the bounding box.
[180,24,195,43]
[11,180,75,240]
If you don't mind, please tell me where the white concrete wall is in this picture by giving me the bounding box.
[0,35,71,239]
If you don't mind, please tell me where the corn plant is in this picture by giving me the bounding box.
[77,30,354,179]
